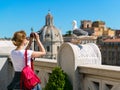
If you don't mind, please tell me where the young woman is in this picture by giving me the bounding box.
[7,30,46,90]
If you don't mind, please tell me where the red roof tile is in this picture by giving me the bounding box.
[104,38,120,42]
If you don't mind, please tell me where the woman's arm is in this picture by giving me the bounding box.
[25,37,33,50]
[31,33,46,58]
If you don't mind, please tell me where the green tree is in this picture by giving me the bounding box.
[44,67,73,90]
[67,30,72,35]
[64,30,73,36]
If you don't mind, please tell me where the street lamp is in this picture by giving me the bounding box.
[31,27,35,51]
[50,29,53,59]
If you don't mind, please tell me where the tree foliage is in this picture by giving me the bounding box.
[63,30,73,36]
[44,67,73,90]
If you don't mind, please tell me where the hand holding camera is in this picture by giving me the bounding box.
[26,32,42,50]
[30,32,35,38]
[30,32,40,41]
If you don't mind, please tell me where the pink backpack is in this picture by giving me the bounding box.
[20,50,41,90]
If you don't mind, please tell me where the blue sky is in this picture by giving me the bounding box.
[0,0,120,38]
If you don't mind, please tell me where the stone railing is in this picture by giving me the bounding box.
[34,59,120,90]
[0,57,14,90]
[0,56,57,90]
[78,65,120,90]
[1,55,120,90]
[33,58,57,88]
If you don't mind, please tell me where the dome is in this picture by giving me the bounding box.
[36,12,63,59]
[38,13,63,43]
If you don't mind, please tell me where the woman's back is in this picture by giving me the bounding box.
[11,49,33,72]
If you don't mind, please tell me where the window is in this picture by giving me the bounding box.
[47,46,50,52]
[57,46,59,51]
[87,24,89,28]
[45,33,50,38]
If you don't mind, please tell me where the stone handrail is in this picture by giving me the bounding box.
[0,57,14,90]
[78,65,120,90]
[34,59,120,90]
[1,57,120,90]
[34,58,57,88]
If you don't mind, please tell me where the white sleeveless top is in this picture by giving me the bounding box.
[10,49,33,72]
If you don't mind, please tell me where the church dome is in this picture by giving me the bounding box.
[37,13,63,43]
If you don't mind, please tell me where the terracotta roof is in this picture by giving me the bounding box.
[104,38,120,42]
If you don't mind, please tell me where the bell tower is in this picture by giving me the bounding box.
[81,20,92,29]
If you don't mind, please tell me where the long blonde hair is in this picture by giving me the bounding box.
[12,30,26,46]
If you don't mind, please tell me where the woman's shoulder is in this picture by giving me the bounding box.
[11,49,24,52]
[11,49,25,55]
[11,49,33,55]
[27,50,33,55]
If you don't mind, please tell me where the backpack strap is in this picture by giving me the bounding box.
[25,50,34,70]
[20,50,28,90]
[24,50,27,66]
[31,58,34,70]
[20,50,34,89]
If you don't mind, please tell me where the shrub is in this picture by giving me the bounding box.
[44,66,73,90]
[63,73,73,90]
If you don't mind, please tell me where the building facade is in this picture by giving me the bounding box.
[115,30,120,38]
[64,36,97,45]
[100,38,120,66]
[80,20,115,37]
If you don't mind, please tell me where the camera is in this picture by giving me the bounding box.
[30,32,35,37]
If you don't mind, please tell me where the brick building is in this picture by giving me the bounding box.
[80,20,115,37]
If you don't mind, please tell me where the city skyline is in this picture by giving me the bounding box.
[0,0,120,38]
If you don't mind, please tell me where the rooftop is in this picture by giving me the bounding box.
[104,38,120,42]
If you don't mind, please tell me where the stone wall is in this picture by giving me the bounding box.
[34,58,57,88]
[78,65,120,90]
[0,57,57,90]
[1,56,120,90]
[0,57,14,90]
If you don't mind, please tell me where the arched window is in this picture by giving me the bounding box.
[87,24,89,28]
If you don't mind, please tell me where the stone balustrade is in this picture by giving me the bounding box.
[78,65,120,90]
[35,59,120,90]
[1,56,120,90]
[0,57,14,90]
[34,58,57,88]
